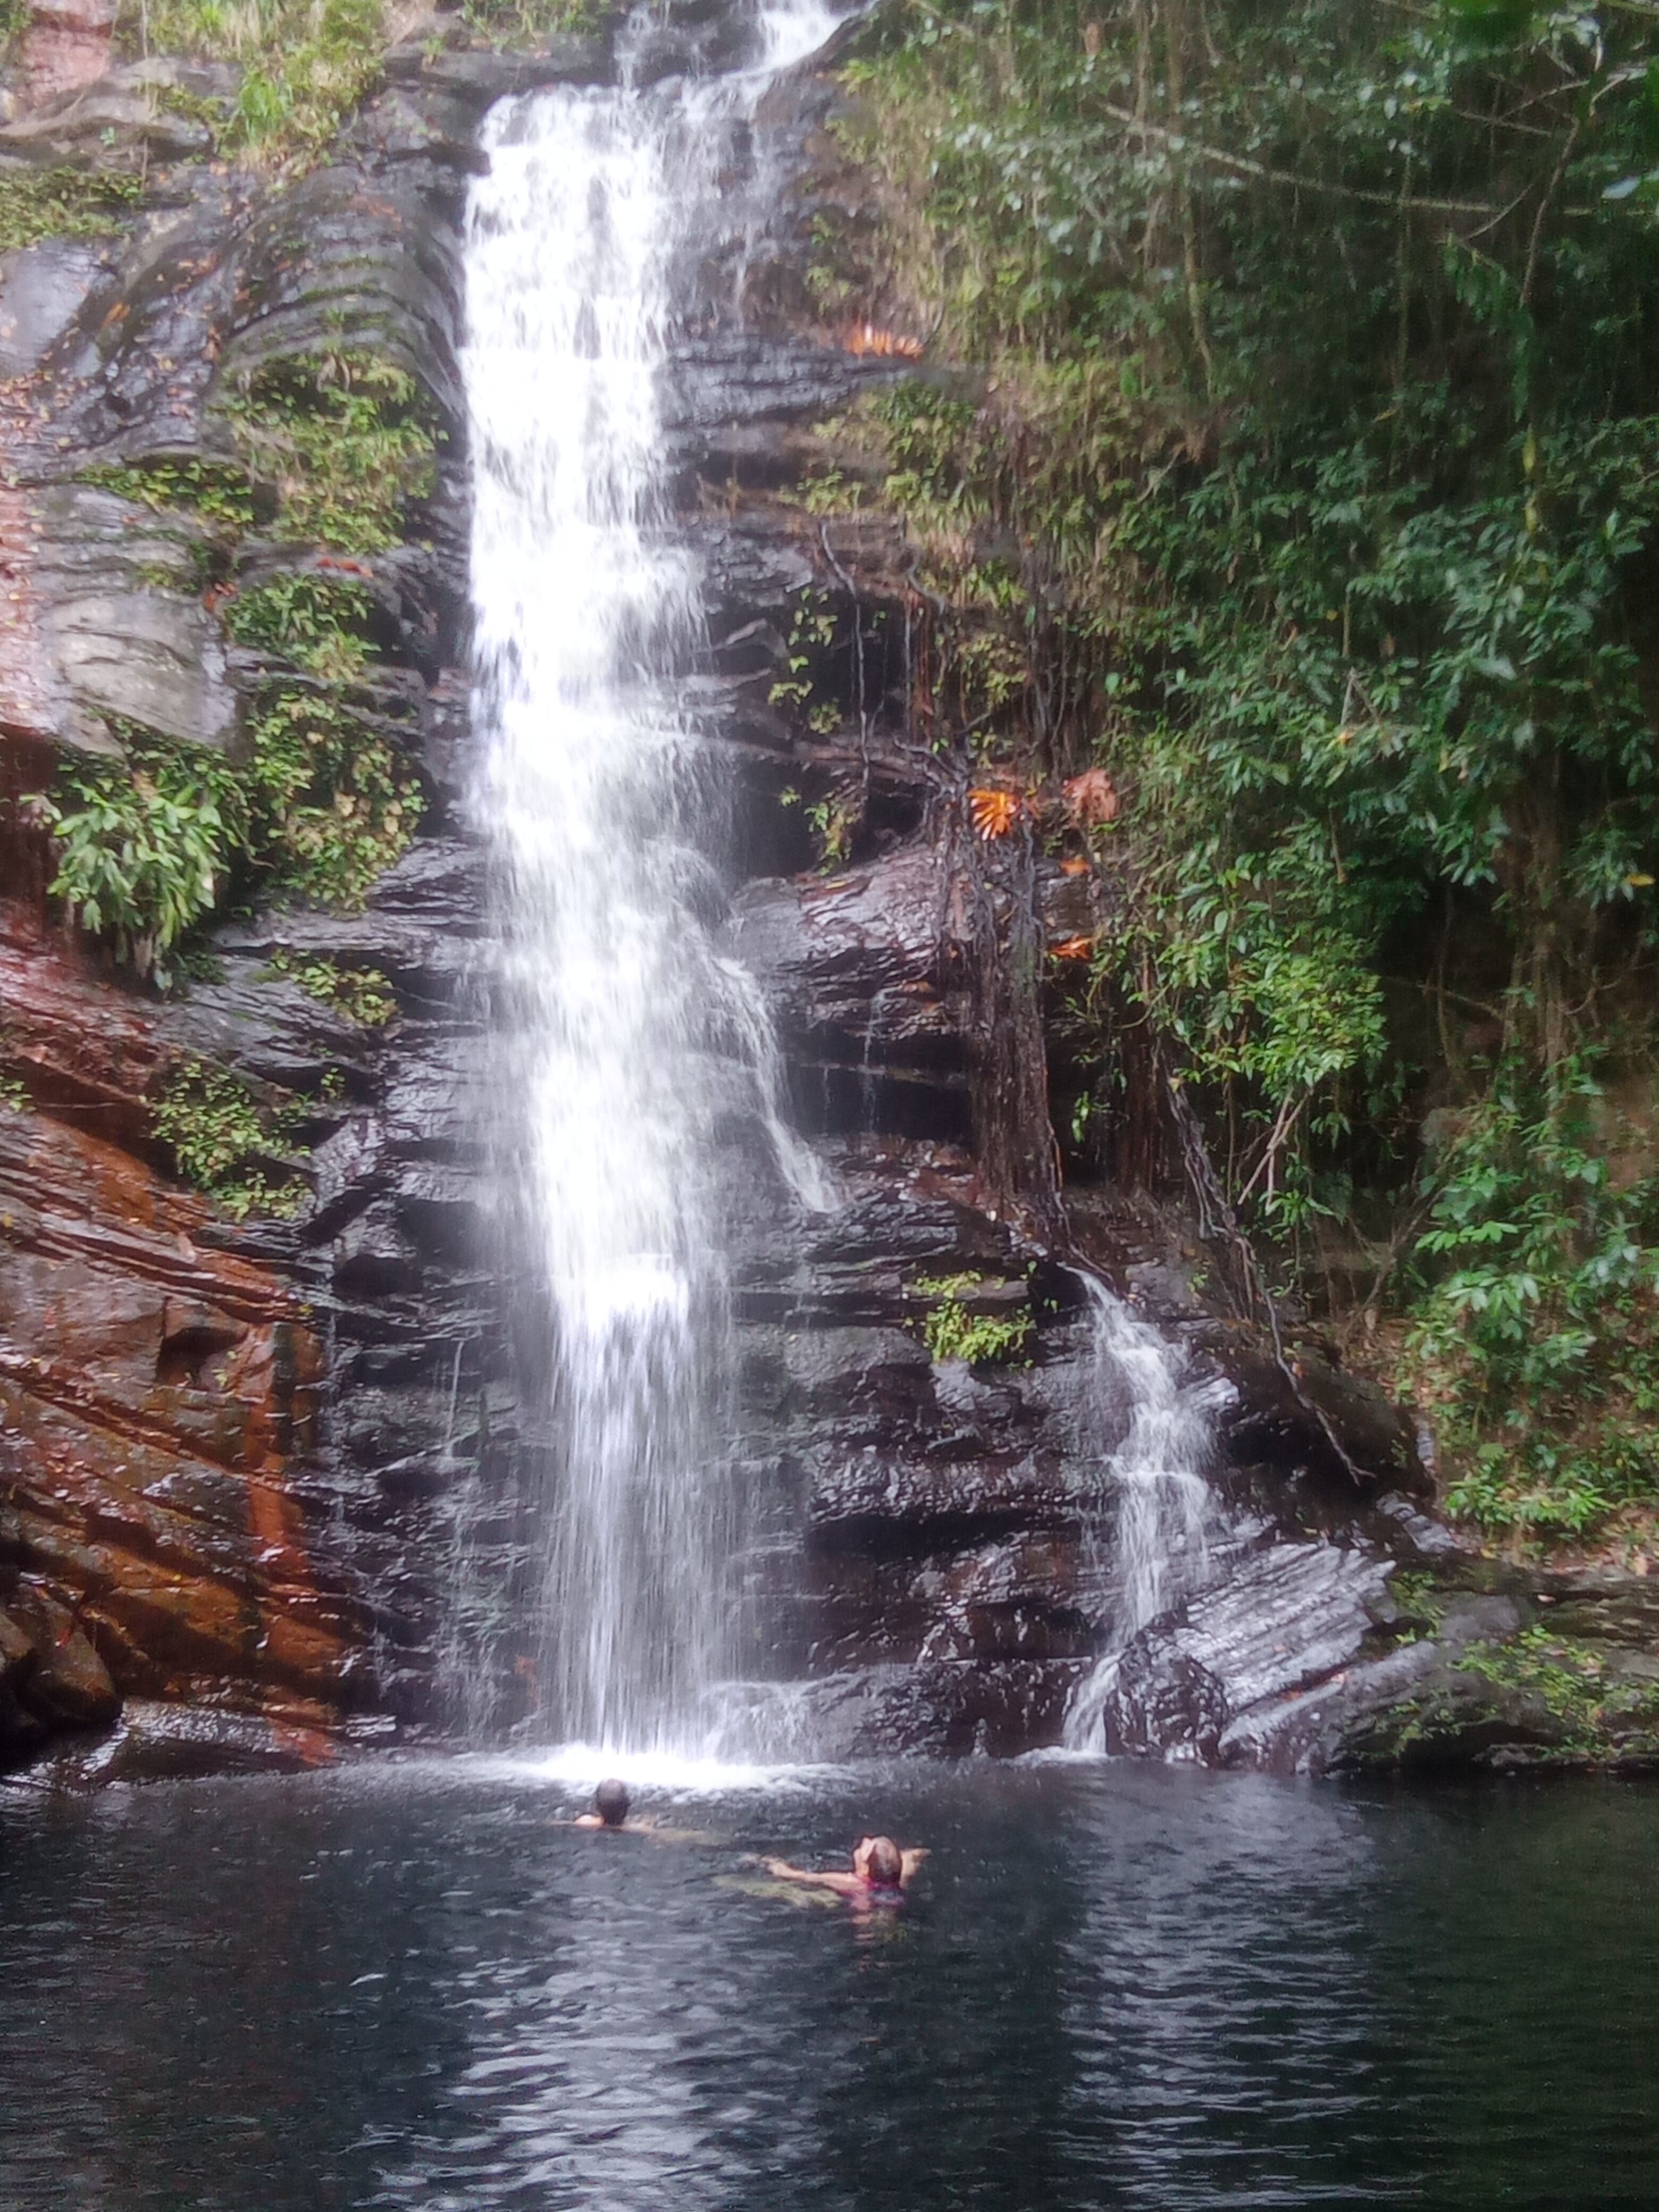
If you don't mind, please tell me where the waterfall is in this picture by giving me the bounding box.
[463,0,841,1754]
[1063,1278,1226,1752]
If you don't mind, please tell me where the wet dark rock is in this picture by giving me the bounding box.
[0,1575,120,1765]
[1210,1334,1428,1498]
[8,1697,344,1788]
[665,333,894,440]
[1536,1566,1659,1645]
[1099,1541,1659,1777]
[0,237,110,377]
[693,510,817,628]
[730,842,967,1098]
[797,1656,1086,1759]
[1103,1539,1396,1765]
[33,482,239,755]
[380,35,612,108]
[0,60,225,167]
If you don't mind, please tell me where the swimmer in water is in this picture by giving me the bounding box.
[763,1833,928,1906]
[567,1778,716,1846]
[573,1778,634,1830]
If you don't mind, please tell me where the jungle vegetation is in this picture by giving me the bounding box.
[823,0,1659,1547]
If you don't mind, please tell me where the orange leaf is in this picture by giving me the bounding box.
[847,321,926,360]
[1064,768,1120,825]
[1050,935,1094,961]
[968,787,1023,840]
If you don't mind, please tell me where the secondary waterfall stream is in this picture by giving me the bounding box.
[1063,1279,1227,1752]
[464,0,839,1754]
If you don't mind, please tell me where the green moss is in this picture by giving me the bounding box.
[1455,1628,1659,1750]
[82,459,257,535]
[0,166,145,255]
[222,353,437,554]
[150,1058,305,1218]
[93,357,436,558]
[910,1271,1034,1365]
[264,948,397,1027]
[0,1071,29,1113]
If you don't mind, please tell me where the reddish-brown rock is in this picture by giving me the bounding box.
[0,900,370,1767]
[14,0,117,111]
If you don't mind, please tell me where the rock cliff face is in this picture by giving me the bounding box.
[0,32,536,1773]
[6,5,1640,1783]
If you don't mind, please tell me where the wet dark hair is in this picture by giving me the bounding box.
[863,1835,903,1887]
[594,1778,630,1828]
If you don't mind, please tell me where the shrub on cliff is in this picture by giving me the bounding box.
[831,0,1659,1545]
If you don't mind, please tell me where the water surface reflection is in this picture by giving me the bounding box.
[2,1759,1655,2208]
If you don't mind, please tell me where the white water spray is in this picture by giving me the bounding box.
[1063,1278,1226,1752]
[464,1,841,1753]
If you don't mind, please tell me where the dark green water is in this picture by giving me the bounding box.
[1,1757,1654,2209]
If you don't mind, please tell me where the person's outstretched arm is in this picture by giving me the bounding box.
[900,1848,930,1884]
[763,1856,860,1893]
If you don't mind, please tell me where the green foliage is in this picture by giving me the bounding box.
[806,793,856,866]
[459,0,599,43]
[150,1058,304,1218]
[783,775,859,868]
[31,649,420,972]
[768,589,839,716]
[910,1271,1034,1364]
[244,686,422,908]
[1457,1627,1659,1748]
[81,458,255,533]
[222,353,436,553]
[89,355,435,557]
[224,571,373,675]
[265,948,397,1026]
[840,0,1659,1531]
[0,166,145,255]
[131,0,386,162]
[30,748,245,987]
[0,1070,29,1112]
[1406,1058,1659,1540]
[41,355,428,969]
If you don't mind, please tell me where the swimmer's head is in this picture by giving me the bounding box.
[593,1778,631,1828]
[854,1834,903,1886]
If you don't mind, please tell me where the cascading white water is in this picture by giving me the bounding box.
[1063,1278,1227,1752]
[464,0,840,1754]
